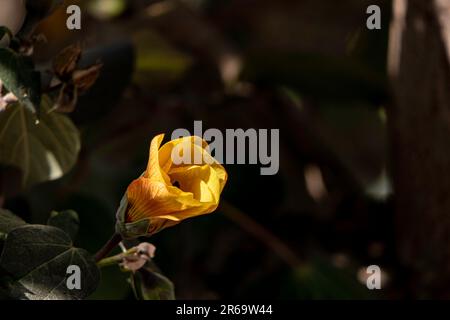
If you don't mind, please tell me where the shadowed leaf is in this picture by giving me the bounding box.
[0,224,100,300]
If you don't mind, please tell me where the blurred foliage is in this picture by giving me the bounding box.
[0,0,406,300]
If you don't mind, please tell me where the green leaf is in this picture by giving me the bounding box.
[0,95,80,188]
[47,210,79,241]
[130,262,175,300]
[0,224,100,300]
[0,209,26,236]
[115,193,152,239]
[0,48,41,113]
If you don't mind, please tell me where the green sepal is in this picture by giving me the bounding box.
[115,193,151,239]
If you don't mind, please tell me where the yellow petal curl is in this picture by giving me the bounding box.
[125,134,227,236]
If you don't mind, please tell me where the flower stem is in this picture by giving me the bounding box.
[95,233,122,262]
[97,247,138,268]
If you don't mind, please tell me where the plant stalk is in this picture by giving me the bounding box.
[94,233,122,262]
[97,247,138,268]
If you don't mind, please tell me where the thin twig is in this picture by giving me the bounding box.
[221,201,301,269]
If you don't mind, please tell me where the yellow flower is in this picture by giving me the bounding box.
[116,134,227,238]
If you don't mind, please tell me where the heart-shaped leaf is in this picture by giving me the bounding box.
[0,224,100,300]
[0,95,80,188]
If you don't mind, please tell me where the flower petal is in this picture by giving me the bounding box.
[144,134,171,185]
[122,134,228,237]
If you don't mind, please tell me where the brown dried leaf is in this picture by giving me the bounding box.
[53,43,82,79]
[72,63,103,94]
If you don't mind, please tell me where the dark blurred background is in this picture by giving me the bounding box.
[3,0,430,299]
